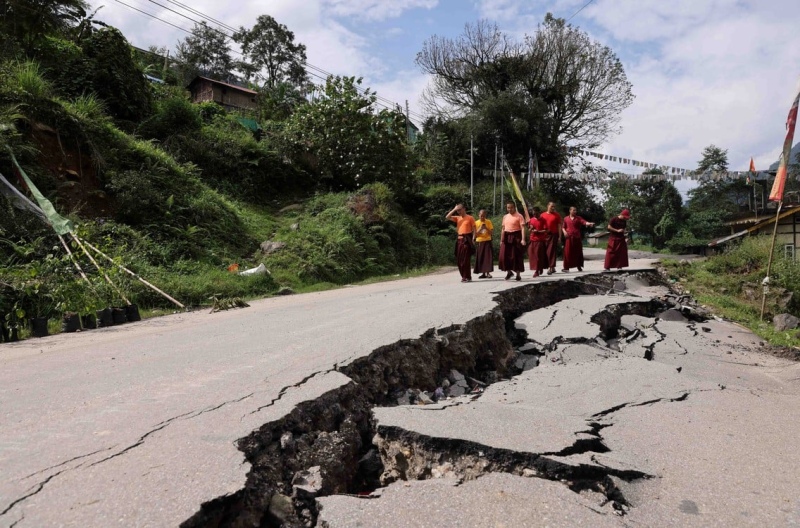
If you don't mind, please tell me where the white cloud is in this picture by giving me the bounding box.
[325,0,438,21]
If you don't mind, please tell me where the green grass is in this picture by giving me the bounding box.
[661,237,800,349]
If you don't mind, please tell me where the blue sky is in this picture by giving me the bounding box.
[93,0,800,181]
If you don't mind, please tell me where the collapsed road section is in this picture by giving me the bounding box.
[182,271,787,527]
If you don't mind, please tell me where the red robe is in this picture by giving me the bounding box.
[539,211,562,269]
[562,215,587,270]
[528,217,548,273]
[604,216,629,269]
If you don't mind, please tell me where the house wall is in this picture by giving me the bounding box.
[190,80,258,111]
[753,211,800,252]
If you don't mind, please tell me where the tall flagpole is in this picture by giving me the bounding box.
[760,85,800,321]
[760,201,782,321]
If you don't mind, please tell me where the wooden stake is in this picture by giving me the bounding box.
[760,201,783,321]
[57,234,93,289]
[71,234,131,306]
[81,239,185,310]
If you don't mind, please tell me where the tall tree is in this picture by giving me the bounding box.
[687,144,748,219]
[234,15,309,90]
[695,144,729,173]
[416,15,634,174]
[175,21,234,82]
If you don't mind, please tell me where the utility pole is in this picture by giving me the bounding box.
[470,134,474,210]
[493,144,498,216]
[405,100,410,143]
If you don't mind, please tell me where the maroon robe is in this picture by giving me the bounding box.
[499,231,525,272]
[604,216,629,269]
[473,240,494,273]
[528,217,548,273]
[455,236,473,280]
[562,215,587,270]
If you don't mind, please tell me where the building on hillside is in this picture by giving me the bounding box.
[708,199,800,259]
[188,76,258,113]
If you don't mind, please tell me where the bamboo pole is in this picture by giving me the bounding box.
[81,239,185,310]
[492,144,498,216]
[760,201,783,321]
[57,234,93,289]
[71,234,131,306]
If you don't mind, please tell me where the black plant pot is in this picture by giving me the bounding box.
[1,322,9,343]
[30,316,49,338]
[112,307,127,325]
[125,304,141,322]
[81,313,97,330]
[10,327,19,342]
[62,313,81,333]
[97,308,114,328]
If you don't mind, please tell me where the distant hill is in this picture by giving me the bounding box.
[769,141,800,170]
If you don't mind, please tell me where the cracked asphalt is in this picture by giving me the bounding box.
[3,249,800,527]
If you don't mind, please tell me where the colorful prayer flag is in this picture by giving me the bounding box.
[770,88,800,201]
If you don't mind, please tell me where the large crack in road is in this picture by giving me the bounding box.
[179,271,716,527]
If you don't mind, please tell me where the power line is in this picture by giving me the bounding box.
[111,0,426,124]
[566,0,596,22]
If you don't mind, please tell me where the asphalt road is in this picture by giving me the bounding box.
[2,249,799,527]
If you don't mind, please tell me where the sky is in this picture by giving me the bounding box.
[92,0,800,181]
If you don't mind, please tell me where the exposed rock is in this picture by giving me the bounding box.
[657,308,687,322]
[290,223,300,231]
[280,432,294,451]
[279,204,303,213]
[268,493,293,524]
[292,466,323,499]
[276,287,295,296]
[260,240,287,255]
[514,354,539,372]
[518,342,538,353]
[448,369,466,383]
[774,313,800,332]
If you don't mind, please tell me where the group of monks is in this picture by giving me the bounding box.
[445,202,631,283]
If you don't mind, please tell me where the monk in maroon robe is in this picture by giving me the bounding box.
[539,202,562,275]
[604,209,630,271]
[528,207,549,277]
[561,206,594,272]
[499,202,526,281]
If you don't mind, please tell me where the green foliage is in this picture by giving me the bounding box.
[174,21,235,84]
[234,15,309,89]
[664,235,800,347]
[416,16,634,174]
[137,96,202,142]
[263,185,431,284]
[279,76,412,193]
[603,176,682,248]
[1,0,88,56]
[696,144,729,173]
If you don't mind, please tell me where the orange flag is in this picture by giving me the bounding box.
[749,157,756,172]
[770,89,800,202]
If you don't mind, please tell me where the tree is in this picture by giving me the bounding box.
[696,144,728,173]
[175,21,234,83]
[1,0,88,55]
[234,15,309,90]
[687,144,748,220]
[279,76,410,193]
[416,15,634,174]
